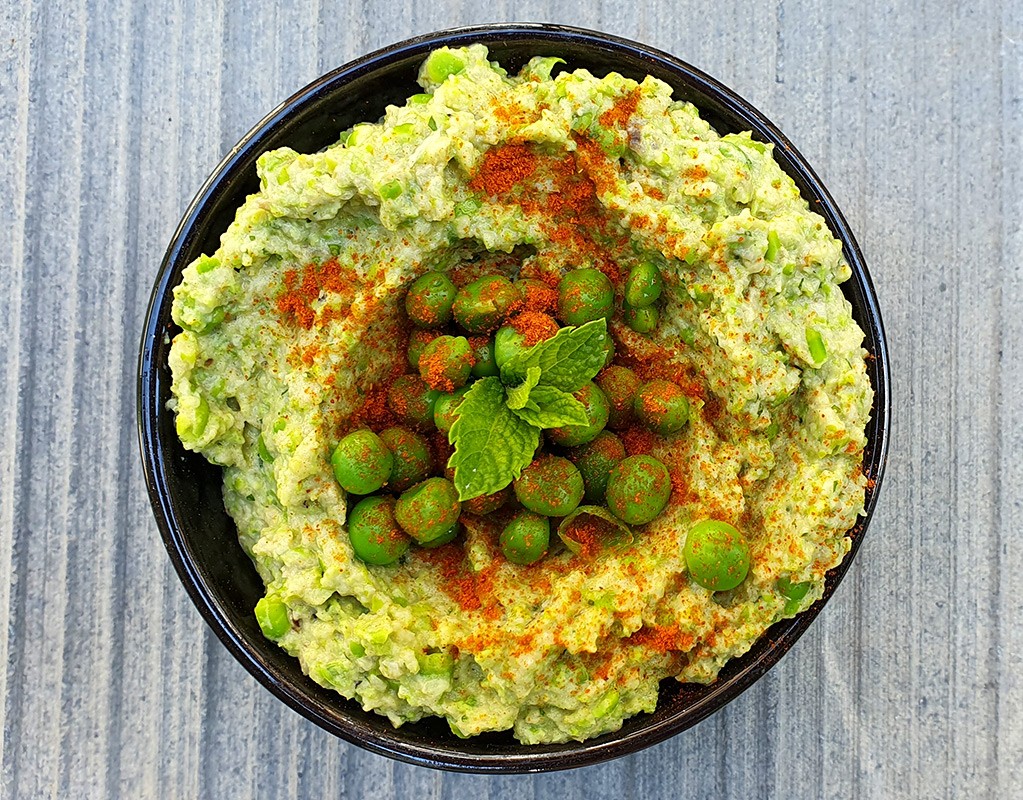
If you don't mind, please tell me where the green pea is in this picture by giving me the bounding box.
[683,519,750,591]
[406,272,456,328]
[500,511,551,565]
[379,180,403,200]
[633,379,689,435]
[603,335,616,368]
[409,93,433,105]
[394,478,461,544]
[556,268,614,326]
[778,576,811,600]
[418,335,473,391]
[433,386,469,435]
[547,381,610,447]
[425,49,466,84]
[624,262,663,308]
[806,327,828,364]
[567,431,626,504]
[470,336,499,377]
[347,496,412,566]
[387,375,441,429]
[765,230,781,262]
[407,328,442,370]
[605,455,671,525]
[493,325,529,368]
[256,433,273,463]
[624,303,659,334]
[452,275,520,333]
[462,485,511,516]
[254,596,290,639]
[378,427,433,492]
[331,430,393,494]
[595,366,640,430]
[513,456,585,517]
[418,651,455,675]
[420,522,460,549]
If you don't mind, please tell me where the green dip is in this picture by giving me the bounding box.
[168,45,873,743]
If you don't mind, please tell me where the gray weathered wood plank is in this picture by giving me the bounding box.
[2,0,1021,797]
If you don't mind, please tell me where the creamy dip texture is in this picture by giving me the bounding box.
[168,45,873,743]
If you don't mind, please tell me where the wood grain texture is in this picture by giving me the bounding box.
[2,0,1020,797]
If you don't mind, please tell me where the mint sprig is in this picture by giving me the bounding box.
[447,377,541,501]
[500,319,612,392]
[447,319,611,500]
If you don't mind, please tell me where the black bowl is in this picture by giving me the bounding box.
[138,23,890,773]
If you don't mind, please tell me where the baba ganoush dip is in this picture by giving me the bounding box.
[168,45,873,744]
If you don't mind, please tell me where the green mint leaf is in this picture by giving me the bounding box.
[505,366,542,410]
[447,376,541,501]
[510,385,589,429]
[500,319,611,393]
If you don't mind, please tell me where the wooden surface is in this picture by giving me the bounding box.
[2,0,1020,797]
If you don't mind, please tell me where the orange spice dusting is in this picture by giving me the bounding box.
[418,349,456,392]
[599,89,640,130]
[469,143,538,196]
[620,427,658,456]
[508,312,559,346]
[519,280,558,312]
[629,623,682,653]
[669,466,698,505]
[276,258,358,329]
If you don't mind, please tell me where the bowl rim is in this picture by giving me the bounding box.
[138,22,891,773]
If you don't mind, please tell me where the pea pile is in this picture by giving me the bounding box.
[331,262,707,571]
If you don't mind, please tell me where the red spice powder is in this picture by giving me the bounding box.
[509,312,559,346]
[469,143,538,196]
[669,466,698,505]
[620,426,658,456]
[276,257,358,329]
[518,280,558,312]
[418,350,456,393]
[629,623,682,653]
[599,89,640,130]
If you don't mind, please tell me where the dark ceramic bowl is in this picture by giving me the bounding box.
[138,23,890,773]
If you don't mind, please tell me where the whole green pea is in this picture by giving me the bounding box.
[624,303,659,334]
[469,336,499,377]
[387,375,441,429]
[254,596,290,639]
[420,522,460,549]
[394,478,461,544]
[547,381,610,447]
[407,328,443,370]
[378,427,433,493]
[331,429,393,494]
[500,512,551,565]
[605,454,671,525]
[633,379,689,435]
[624,262,664,308]
[462,485,511,516]
[452,275,521,333]
[513,456,585,516]
[683,520,750,591]
[433,386,469,435]
[556,268,614,326]
[406,271,456,328]
[347,496,412,565]
[418,335,473,391]
[493,325,528,368]
[567,431,627,504]
[595,366,640,430]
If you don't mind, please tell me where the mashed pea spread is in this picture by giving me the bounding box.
[168,46,873,743]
